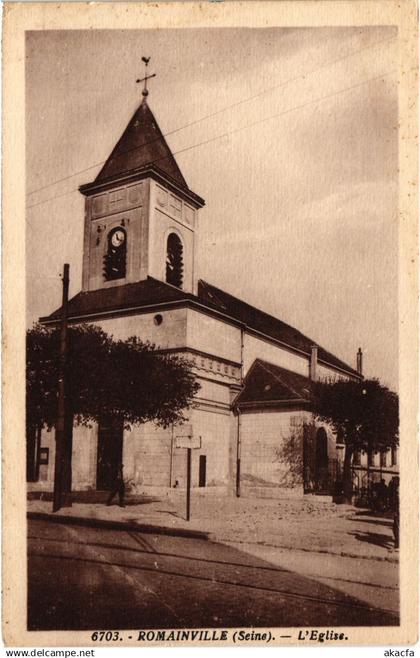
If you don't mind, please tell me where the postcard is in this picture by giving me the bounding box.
[2,0,418,648]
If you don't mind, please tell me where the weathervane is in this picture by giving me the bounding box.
[136,56,156,100]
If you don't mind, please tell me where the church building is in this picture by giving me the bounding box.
[32,79,368,498]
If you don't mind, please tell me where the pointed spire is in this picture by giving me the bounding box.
[81,59,204,207]
[94,98,188,188]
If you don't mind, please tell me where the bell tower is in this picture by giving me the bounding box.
[79,61,205,295]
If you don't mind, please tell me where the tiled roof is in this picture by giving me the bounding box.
[42,277,359,377]
[197,281,359,376]
[41,277,195,322]
[94,100,189,190]
[233,359,312,408]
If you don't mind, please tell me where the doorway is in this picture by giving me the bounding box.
[314,427,329,493]
[96,416,123,490]
[199,455,207,487]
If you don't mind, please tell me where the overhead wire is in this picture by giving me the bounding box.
[26,69,396,212]
[26,34,396,199]
[162,72,396,165]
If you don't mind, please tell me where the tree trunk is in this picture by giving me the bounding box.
[343,444,354,504]
[366,440,372,498]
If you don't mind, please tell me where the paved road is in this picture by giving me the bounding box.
[28,519,399,631]
[226,541,399,614]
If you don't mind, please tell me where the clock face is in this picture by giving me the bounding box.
[111,229,126,247]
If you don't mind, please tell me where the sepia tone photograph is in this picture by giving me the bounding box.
[2,2,418,647]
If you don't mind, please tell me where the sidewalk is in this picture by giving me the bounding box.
[27,489,398,563]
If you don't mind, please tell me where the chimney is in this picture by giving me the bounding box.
[357,347,363,376]
[310,345,318,380]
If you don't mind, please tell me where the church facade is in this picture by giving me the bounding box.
[31,87,369,498]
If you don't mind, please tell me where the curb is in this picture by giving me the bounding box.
[219,537,399,564]
[27,511,398,563]
[27,511,210,541]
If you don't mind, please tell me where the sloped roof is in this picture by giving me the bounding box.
[41,277,359,377]
[233,359,312,408]
[94,100,189,190]
[41,277,195,322]
[197,281,359,376]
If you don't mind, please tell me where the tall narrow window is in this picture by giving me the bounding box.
[103,227,127,281]
[391,446,398,466]
[380,450,387,467]
[166,233,183,288]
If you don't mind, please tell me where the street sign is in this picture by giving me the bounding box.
[177,424,192,434]
[175,435,201,449]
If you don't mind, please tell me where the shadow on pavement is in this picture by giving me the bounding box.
[352,516,393,528]
[351,530,395,550]
[28,518,399,631]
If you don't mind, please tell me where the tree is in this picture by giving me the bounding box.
[27,323,200,500]
[27,323,115,469]
[91,335,200,428]
[312,378,399,503]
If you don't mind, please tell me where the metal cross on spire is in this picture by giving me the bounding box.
[136,56,156,101]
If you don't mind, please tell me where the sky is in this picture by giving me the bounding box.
[26,27,398,389]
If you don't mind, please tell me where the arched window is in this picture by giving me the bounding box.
[103,227,127,281]
[166,233,183,288]
[315,428,328,469]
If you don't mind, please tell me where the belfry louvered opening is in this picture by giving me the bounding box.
[166,233,184,288]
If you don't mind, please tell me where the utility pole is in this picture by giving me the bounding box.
[53,264,70,512]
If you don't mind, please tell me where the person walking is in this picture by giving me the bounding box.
[106,463,125,507]
[390,476,399,549]
[388,476,399,548]
[377,478,389,512]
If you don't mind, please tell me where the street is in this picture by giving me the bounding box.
[28,519,399,630]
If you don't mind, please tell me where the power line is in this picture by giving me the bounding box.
[27,70,395,212]
[161,36,396,141]
[26,34,396,199]
[167,72,396,161]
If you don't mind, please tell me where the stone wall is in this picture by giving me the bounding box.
[239,410,338,492]
[98,308,188,349]
[35,423,98,491]
[83,181,147,292]
[243,333,309,377]
[129,407,234,491]
[240,410,310,489]
[186,309,242,364]
[148,181,196,294]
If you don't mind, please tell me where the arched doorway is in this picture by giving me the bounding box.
[314,427,329,493]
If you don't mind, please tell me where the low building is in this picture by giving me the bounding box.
[352,446,399,491]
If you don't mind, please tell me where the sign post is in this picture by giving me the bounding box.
[186,448,192,521]
[175,429,201,521]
